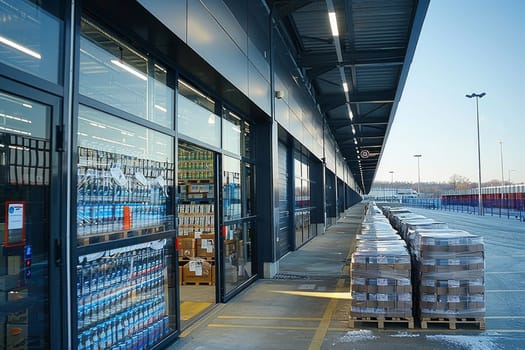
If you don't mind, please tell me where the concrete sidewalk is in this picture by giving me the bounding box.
[168,203,365,350]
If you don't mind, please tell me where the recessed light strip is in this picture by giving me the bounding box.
[0,35,41,60]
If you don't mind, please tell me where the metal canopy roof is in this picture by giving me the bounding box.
[268,0,429,193]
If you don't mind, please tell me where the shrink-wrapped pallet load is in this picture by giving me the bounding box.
[413,229,485,329]
[349,204,414,328]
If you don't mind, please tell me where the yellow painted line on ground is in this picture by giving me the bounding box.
[308,278,346,350]
[180,301,213,321]
[218,315,322,321]
[487,329,525,333]
[208,323,350,332]
[485,271,525,274]
[209,323,318,331]
[486,289,525,293]
[180,304,226,338]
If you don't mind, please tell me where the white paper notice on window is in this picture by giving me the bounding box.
[8,203,24,230]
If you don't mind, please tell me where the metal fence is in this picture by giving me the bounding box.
[399,185,525,221]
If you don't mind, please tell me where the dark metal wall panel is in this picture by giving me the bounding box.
[249,61,271,115]
[201,0,248,54]
[247,0,271,83]
[137,0,187,41]
[187,0,249,95]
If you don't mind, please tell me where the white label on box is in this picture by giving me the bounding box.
[422,279,436,287]
[377,278,388,286]
[377,294,388,301]
[448,280,460,288]
[377,255,388,264]
[398,293,411,302]
[399,278,411,286]
[471,294,484,302]
[448,259,460,265]
[448,295,460,303]
[353,278,365,285]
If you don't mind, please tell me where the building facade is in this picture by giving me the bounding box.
[0,1,368,348]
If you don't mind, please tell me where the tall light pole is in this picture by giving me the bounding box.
[413,154,422,196]
[466,92,486,215]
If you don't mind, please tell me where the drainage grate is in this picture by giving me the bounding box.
[272,273,310,280]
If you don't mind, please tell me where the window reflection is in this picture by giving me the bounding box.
[0,0,63,83]
[223,156,241,220]
[79,18,173,128]
[222,108,252,157]
[224,222,253,293]
[177,80,220,147]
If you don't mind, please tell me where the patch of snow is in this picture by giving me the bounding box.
[336,330,378,343]
[426,334,498,350]
[390,331,420,338]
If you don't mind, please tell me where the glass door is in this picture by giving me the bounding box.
[177,141,217,328]
[0,89,61,349]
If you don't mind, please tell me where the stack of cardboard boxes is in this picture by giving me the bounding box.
[178,232,215,285]
[413,229,485,324]
[349,205,414,328]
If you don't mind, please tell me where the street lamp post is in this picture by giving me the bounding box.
[413,154,422,196]
[466,92,486,215]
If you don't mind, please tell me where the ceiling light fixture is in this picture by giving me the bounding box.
[111,59,147,81]
[343,82,348,92]
[328,12,339,37]
[154,104,167,113]
[0,35,41,59]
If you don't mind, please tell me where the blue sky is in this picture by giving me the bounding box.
[375,0,525,184]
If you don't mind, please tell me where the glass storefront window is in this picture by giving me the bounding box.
[76,238,176,349]
[223,156,241,220]
[177,80,220,148]
[79,18,174,128]
[0,0,63,83]
[222,108,251,158]
[223,221,254,293]
[0,91,51,348]
[76,104,174,242]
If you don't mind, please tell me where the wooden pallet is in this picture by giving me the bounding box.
[420,317,485,330]
[349,316,414,329]
[182,279,213,286]
[78,224,165,245]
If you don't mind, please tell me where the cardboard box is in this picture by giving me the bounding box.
[178,248,195,258]
[179,238,195,249]
[196,235,215,258]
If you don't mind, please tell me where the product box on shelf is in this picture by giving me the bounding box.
[179,238,196,250]
[178,248,196,259]
[182,260,213,285]
[196,234,215,258]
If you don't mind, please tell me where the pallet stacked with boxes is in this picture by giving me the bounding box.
[349,204,414,329]
[381,205,486,330]
[178,233,215,285]
[413,229,486,329]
